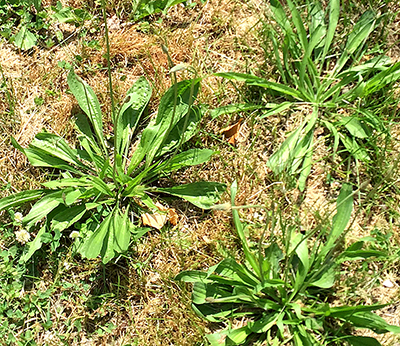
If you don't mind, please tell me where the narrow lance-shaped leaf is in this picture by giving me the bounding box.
[67,69,106,155]
[155,148,214,174]
[145,78,201,166]
[12,137,84,175]
[113,208,131,253]
[20,226,46,263]
[151,181,226,209]
[231,180,261,277]
[22,189,83,227]
[319,183,353,260]
[335,11,377,74]
[210,103,263,119]
[321,0,340,64]
[29,132,91,171]
[345,336,382,346]
[297,135,313,192]
[215,72,305,100]
[0,190,45,211]
[79,210,114,261]
[286,0,308,53]
[128,78,201,171]
[155,106,203,158]
[75,113,102,156]
[309,2,327,60]
[343,311,400,334]
[116,76,151,159]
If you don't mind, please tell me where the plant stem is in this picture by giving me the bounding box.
[101,0,116,122]
[101,0,119,184]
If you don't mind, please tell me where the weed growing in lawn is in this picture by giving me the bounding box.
[0,68,225,264]
[0,0,91,49]
[177,181,400,345]
[215,0,400,190]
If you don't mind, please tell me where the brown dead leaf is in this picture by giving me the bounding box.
[141,202,179,229]
[220,119,243,144]
[141,212,167,230]
[141,202,168,230]
[168,208,179,225]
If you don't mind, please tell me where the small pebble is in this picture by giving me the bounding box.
[382,279,394,288]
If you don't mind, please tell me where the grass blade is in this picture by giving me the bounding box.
[321,0,340,63]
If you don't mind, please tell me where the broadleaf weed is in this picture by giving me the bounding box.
[177,181,400,345]
[214,0,400,190]
[0,71,225,264]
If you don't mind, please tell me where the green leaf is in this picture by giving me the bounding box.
[206,330,229,346]
[79,208,131,263]
[319,183,353,260]
[79,210,113,261]
[41,177,93,189]
[263,243,283,280]
[215,72,304,100]
[116,76,151,157]
[291,232,309,291]
[139,78,201,166]
[20,226,46,262]
[363,61,400,96]
[248,313,279,333]
[286,0,307,51]
[155,106,203,158]
[210,103,262,119]
[309,263,336,288]
[67,70,106,154]
[213,258,260,287]
[12,136,84,175]
[231,180,260,277]
[50,205,86,235]
[329,304,389,318]
[157,149,214,173]
[226,326,251,344]
[261,102,293,118]
[13,26,37,50]
[309,2,327,60]
[297,134,313,191]
[339,117,371,139]
[321,0,340,62]
[175,270,209,283]
[75,113,102,156]
[132,0,186,20]
[88,176,114,196]
[114,208,131,253]
[339,249,386,261]
[335,11,377,74]
[267,125,303,174]
[267,110,317,176]
[344,311,400,334]
[0,190,45,211]
[30,132,90,170]
[152,181,226,209]
[345,336,382,346]
[294,324,320,346]
[340,134,369,161]
[269,0,292,34]
[22,190,66,226]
